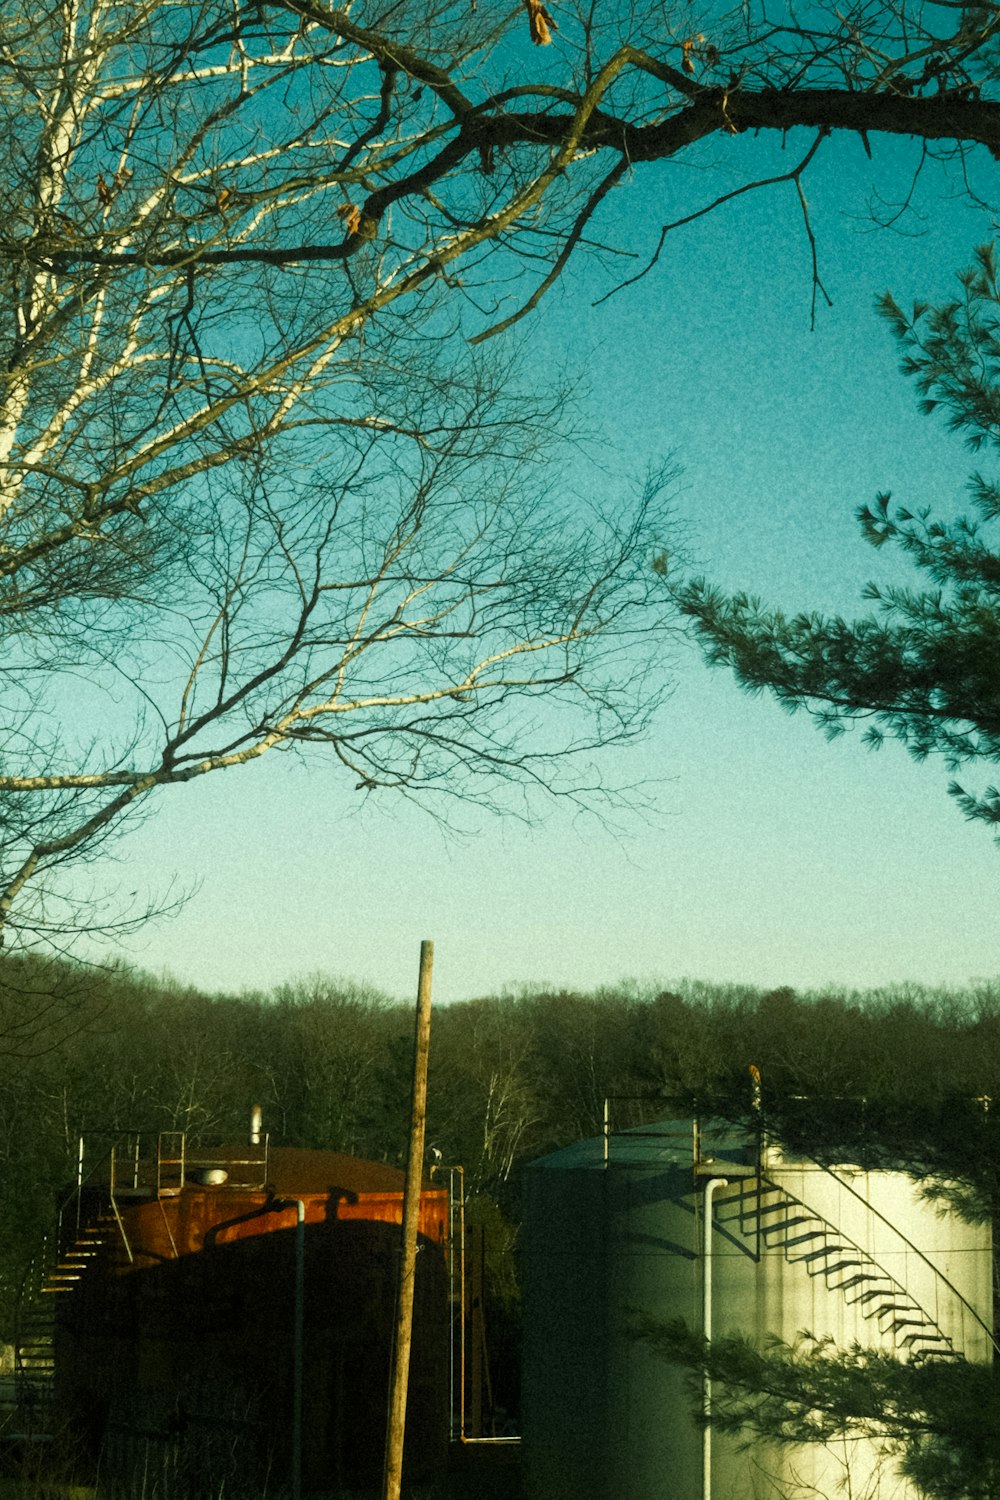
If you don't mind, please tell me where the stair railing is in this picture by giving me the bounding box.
[106,1144,135,1264]
[57,1135,140,1267]
[717,1175,961,1360]
[692,1111,996,1362]
[817,1161,999,1359]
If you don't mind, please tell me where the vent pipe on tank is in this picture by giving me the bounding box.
[250,1104,263,1146]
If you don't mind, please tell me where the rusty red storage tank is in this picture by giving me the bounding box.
[51,1134,449,1495]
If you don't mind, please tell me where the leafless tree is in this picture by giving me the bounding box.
[3,0,1000,944]
[0,0,683,946]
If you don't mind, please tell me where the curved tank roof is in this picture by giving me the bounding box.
[261,1147,414,1196]
[530,1117,757,1174]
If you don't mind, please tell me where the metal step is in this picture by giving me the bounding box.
[725,1176,958,1362]
[755,1198,804,1218]
[796,1244,852,1264]
[717,1193,793,1220]
[41,1226,115,1294]
[763,1215,816,1235]
[853,1288,901,1307]
[782,1230,828,1250]
[829,1272,885,1291]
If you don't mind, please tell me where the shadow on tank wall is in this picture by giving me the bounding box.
[55,1210,448,1496]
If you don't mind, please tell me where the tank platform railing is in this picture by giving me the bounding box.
[154,1131,270,1193]
[63,1129,270,1201]
[32,1132,275,1308]
[55,1132,271,1258]
[600,1099,753,1167]
[156,1131,186,1194]
[692,1116,763,1177]
[599,1097,765,1178]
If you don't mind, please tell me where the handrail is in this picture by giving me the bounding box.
[57,1134,123,1256]
[156,1197,179,1259]
[726,1175,960,1360]
[692,1109,996,1358]
[157,1131,186,1194]
[818,1161,999,1357]
[57,1134,142,1265]
[107,1146,134,1264]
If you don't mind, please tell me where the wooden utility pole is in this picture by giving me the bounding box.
[382,939,434,1500]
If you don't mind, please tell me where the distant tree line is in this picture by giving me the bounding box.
[4,955,1000,1320]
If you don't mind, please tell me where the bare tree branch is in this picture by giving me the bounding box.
[3,0,1000,944]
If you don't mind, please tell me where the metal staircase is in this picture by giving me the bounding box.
[8,1213,120,1436]
[7,1146,139,1436]
[6,1129,274,1445]
[14,1303,55,1426]
[41,1215,118,1295]
[9,1249,57,1438]
[713,1175,959,1363]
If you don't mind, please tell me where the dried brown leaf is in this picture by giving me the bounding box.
[681,33,708,74]
[524,0,557,46]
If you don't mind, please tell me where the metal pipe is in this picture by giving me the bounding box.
[75,1135,85,1238]
[431,1160,457,1443]
[447,1168,455,1442]
[456,1164,466,1441]
[290,1198,306,1500]
[702,1178,728,1500]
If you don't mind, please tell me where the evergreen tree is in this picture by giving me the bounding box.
[635,1321,1000,1500]
[673,244,1000,831]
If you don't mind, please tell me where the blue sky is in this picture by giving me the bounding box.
[105,126,1000,1004]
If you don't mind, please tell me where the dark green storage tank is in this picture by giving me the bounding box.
[521,1119,993,1500]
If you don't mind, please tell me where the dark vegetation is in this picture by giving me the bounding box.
[635,1323,1000,1500]
[7,954,1000,1496]
[5,953,1000,1326]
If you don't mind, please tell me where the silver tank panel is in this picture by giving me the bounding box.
[521,1119,992,1500]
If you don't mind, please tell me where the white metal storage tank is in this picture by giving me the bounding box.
[521,1118,993,1500]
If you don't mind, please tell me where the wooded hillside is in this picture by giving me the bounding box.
[5,954,1000,1320]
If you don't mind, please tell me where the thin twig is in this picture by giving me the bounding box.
[470,160,628,344]
[594,127,830,309]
